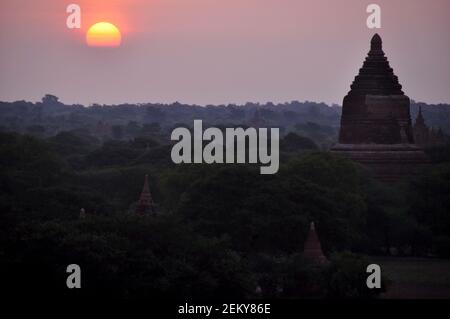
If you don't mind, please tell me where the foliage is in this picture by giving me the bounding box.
[1,128,449,299]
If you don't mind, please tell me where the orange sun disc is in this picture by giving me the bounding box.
[86,22,122,47]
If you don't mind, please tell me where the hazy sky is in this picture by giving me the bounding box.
[0,0,449,106]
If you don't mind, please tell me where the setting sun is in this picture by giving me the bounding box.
[86,22,122,47]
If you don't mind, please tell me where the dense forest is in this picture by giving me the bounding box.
[1,96,450,299]
[1,95,450,149]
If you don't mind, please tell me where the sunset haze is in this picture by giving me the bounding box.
[0,0,449,106]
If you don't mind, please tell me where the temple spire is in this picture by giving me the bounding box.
[416,106,426,126]
[338,33,409,144]
[136,174,155,215]
[303,222,328,265]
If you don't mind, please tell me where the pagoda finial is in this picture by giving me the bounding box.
[370,33,382,51]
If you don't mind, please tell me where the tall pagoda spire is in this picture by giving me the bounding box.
[337,33,415,145]
[303,222,328,265]
[136,174,155,215]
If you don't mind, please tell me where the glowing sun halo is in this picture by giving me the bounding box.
[86,22,122,47]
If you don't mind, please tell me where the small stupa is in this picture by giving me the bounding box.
[303,222,328,265]
[136,174,156,215]
[332,34,429,181]
[413,106,446,146]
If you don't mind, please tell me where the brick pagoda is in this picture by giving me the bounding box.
[332,34,429,182]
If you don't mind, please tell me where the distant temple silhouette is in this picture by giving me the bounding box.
[136,174,156,215]
[303,222,328,265]
[332,34,429,181]
[413,107,446,146]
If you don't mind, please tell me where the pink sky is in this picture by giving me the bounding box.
[0,0,449,105]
